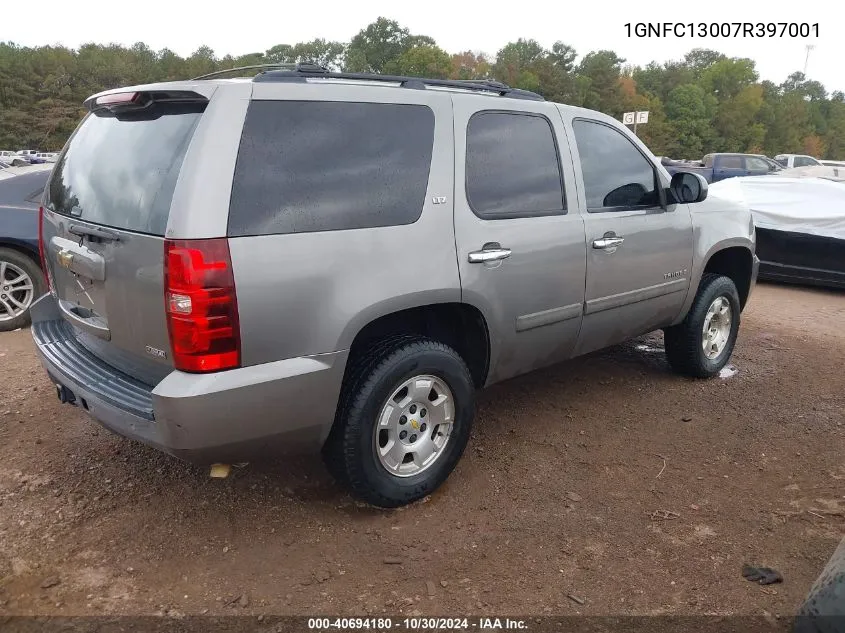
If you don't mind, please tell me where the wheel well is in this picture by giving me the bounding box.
[348,303,490,388]
[0,242,40,266]
[703,247,753,309]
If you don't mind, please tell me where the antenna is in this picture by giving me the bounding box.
[804,45,815,76]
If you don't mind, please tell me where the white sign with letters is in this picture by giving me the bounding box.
[623,111,649,126]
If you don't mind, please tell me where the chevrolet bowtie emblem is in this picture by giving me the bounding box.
[57,250,74,269]
[410,419,419,430]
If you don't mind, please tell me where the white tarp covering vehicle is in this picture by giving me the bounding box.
[710,175,845,288]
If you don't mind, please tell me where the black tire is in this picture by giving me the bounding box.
[664,273,741,378]
[323,336,475,508]
[0,248,44,332]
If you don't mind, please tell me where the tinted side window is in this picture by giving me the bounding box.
[228,101,434,236]
[745,156,770,172]
[465,112,564,219]
[572,119,659,211]
[794,156,815,167]
[719,155,743,169]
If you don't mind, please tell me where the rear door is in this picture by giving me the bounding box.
[712,155,745,181]
[40,85,234,384]
[568,116,693,356]
[453,97,586,384]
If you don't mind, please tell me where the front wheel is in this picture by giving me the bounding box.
[664,273,741,378]
[324,337,475,508]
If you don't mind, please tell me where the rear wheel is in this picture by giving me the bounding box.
[0,248,43,332]
[323,337,475,508]
[664,273,741,378]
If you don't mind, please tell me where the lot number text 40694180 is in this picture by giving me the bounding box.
[625,22,819,38]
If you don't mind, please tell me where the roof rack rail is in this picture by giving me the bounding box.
[253,69,545,101]
[191,62,329,81]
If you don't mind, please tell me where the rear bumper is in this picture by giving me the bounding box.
[30,294,348,463]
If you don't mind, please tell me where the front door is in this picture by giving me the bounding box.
[567,117,693,356]
[452,100,586,385]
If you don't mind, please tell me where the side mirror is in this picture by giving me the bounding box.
[669,171,708,204]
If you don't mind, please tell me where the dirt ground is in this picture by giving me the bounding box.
[0,282,842,619]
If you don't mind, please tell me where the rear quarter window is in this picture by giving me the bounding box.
[227,101,435,236]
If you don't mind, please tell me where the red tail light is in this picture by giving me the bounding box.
[38,206,51,291]
[164,239,240,373]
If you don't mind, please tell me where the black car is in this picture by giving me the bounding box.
[0,169,50,330]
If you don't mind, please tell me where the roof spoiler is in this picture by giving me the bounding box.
[84,90,208,113]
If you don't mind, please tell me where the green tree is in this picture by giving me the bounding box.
[633,61,694,103]
[449,51,490,80]
[577,50,625,115]
[183,45,216,79]
[345,18,415,73]
[715,84,765,152]
[665,83,717,157]
[491,39,545,90]
[765,92,812,154]
[265,40,345,70]
[388,45,451,78]
[684,48,725,76]
[700,57,757,100]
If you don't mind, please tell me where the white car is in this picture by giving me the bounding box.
[774,153,822,168]
[0,150,29,166]
[35,152,58,163]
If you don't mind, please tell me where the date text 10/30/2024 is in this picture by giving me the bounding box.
[625,22,818,38]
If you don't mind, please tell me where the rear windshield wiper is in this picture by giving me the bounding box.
[69,224,121,243]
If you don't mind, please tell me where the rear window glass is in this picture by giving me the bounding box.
[46,102,204,236]
[228,101,435,236]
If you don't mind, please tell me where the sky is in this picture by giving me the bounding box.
[3,0,839,93]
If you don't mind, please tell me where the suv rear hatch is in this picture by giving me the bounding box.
[41,88,210,385]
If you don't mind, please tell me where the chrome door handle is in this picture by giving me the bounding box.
[468,246,512,263]
[592,237,625,249]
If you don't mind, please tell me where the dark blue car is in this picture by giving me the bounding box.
[661,153,783,183]
[0,169,49,330]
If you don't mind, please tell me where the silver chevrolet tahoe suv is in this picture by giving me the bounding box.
[31,66,758,508]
